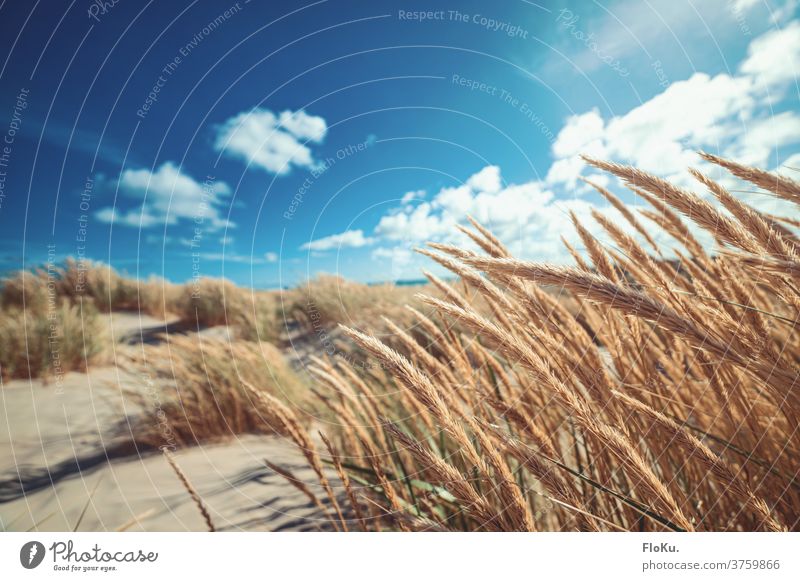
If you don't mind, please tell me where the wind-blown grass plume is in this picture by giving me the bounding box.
[82,152,794,532]
[126,335,307,449]
[699,151,800,206]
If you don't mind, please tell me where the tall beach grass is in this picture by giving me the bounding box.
[258,154,800,532]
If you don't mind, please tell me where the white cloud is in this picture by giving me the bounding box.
[400,190,426,204]
[434,185,475,217]
[547,24,800,188]
[95,162,232,230]
[214,108,328,174]
[729,111,800,164]
[95,207,118,224]
[376,202,452,243]
[733,0,759,11]
[374,165,556,246]
[374,165,561,255]
[547,151,595,188]
[264,252,278,263]
[582,173,611,189]
[466,165,502,193]
[276,110,327,142]
[96,206,171,228]
[551,109,606,159]
[372,165,634,270]
[300,229,374,252]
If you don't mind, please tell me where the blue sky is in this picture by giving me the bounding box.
[0,0,798,287]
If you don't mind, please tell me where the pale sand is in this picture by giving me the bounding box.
[0,313,335,532]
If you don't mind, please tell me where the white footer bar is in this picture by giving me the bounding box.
[1,532,798,580]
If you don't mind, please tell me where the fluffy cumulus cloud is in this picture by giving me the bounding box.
[547,23,800,188]
[466,165,502,193]
[300,229,374,252]
[740,20,800,87]
[400,190,426,204]
[358,23,800,278]
[214,108,327,174]
[371,165,618,272]
[95,162,232,230]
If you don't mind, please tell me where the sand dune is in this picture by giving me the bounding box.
[0,313,333,532]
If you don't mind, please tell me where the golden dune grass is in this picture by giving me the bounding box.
[261,154,800,532]
[0,260,180,379]
[177,278,283,344]
[282,274,423,333]
[0,260,425,379]
[0,299,107,380]
[1,259,182,318]
[125,335,308,450]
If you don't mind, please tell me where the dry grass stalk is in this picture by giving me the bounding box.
[127,153,800,531]
[163,448,216,532]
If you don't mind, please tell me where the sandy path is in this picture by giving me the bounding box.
[1,434,334,531]
[0,314,335,532]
